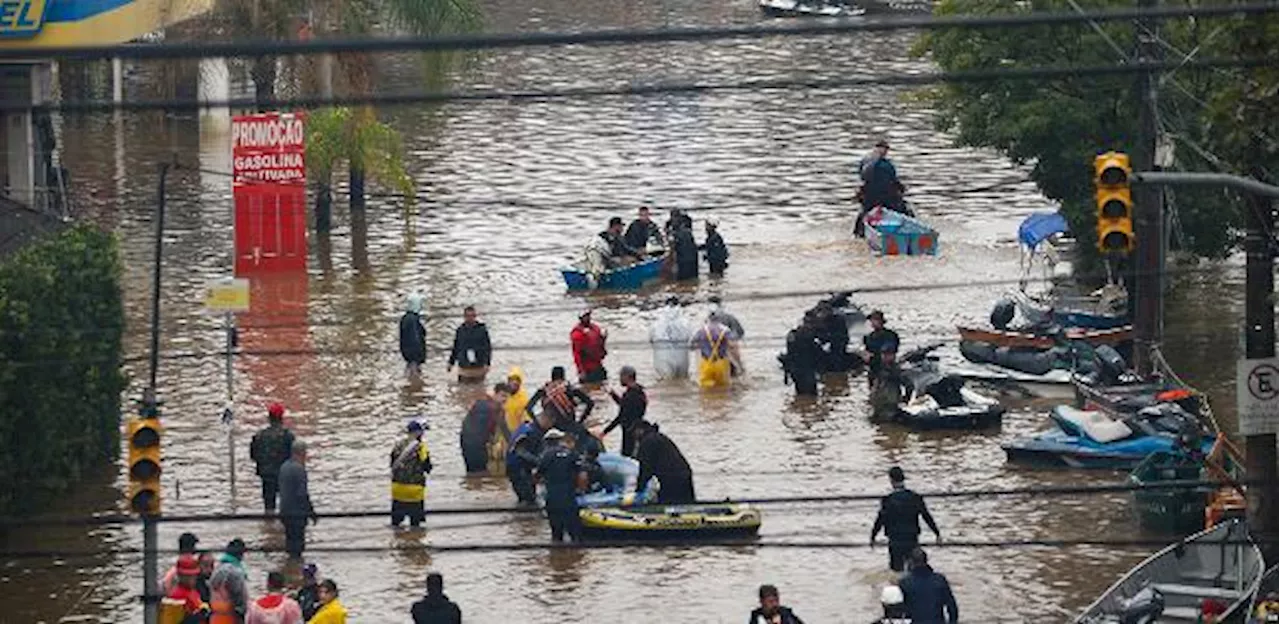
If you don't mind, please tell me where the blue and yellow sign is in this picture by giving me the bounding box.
[0,0,48,38]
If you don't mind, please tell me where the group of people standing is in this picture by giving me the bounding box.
[649,295,746,388]
[585,206,730,282]
[779,304,901,399]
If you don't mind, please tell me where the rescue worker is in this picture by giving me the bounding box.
[625,205,665,253]
[460,384,510,474]
[447,305,492,382]
[293,564,321,621]
[854,139,906,237]
[279,441,318,558]
[861,310,901,384]
[748,584,806,624]
[570,310,609,383]
[781,312,822,396]
[399,292,428,378]
[814,302,852,373]
[602,216,643,265]
[709,295,746,377]
[208,538,249,624]
[898,548,958,624]
[506,410,554,505]
[308,579,347,624]
[411,573,463,624]
[869,347,907,421]
[525,365,595,428]
[632,421,696,504]
[161,532,201,594]
[703,220,729,276]
[693,316,734,389]
[870,466,941,572]
[502,367,530,438]
[391,419,433,528]
[159,554,210,624]
[249,402,295,514]
[671,216,700,281]
[650,297,694,379]
[535,429,587,542]
[872,585,911,624]
[603,365,648,457]
[246,571,303,624]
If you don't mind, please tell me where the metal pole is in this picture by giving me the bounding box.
[148,164,169,391]
[1245,187,1278,567]
[143,162,168,624]
[1133,171,1280,198]
[225,311,237,497]
[1130,0,1163,376]
[143,516,158,624]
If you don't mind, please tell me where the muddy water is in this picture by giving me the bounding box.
[2,0,1247,620]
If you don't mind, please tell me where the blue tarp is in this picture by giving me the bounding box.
[1018,212,1069,249]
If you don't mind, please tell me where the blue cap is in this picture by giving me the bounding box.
[407,419,428,433]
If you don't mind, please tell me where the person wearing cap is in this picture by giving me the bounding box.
[855,138,906,237]
[506,410,556,505]
[632,421,695,504]
[292,563,321,620]
[447,305,492,382]
[625,206,666,254]
[159,553,209,624]
[748,584,805,624]
[460,383,511,474]
[860,310,900,380]
[250,403,296,514]
[898,548,958,624]
[599,216,642,266]
[702,220,729,276]
[209,538,249,623]
[669,212,700,281]
[871,585,911,624]
[307,579,347,624]
[411,572,462,624]
[399,291,428,378]
[781,312,822,397]
[570,310,609,383]
[692,314,735,389]
[650,297,695,379]
[245,571,303,624]
[390,419,433,528]
[161,532,201,594]
[279,441,318,558]
[871,466,940,572]
[535,427,587,542]
[603,366,648,457]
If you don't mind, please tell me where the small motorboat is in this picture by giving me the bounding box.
[1002,404,1213,470]
[957,325,1134,349]
[758,0,866,17]
[561,256,664,291]
[947,361,1077,399]
[892,345,1004,430]
[1011,287,1129,331]
[1076,519,1265,623]
[862,205,939,256]
[578,503,762,540]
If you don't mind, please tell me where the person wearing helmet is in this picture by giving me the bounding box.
[535,428,587,542]
[249,403,295,514]
[872,585,911,623]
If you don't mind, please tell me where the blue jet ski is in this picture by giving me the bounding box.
[1003,404,1213,470]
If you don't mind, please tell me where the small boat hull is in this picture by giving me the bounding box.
[1129,450,1214,535]
[895,402,1004,430]
[948,362,1077,399]
[561,257,664,291]
[957,325,1134,349]
[758,0,866,17]
[863,207,938,256]
[578,503,762,540]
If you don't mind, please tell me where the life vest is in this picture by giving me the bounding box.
[541,381,576,420]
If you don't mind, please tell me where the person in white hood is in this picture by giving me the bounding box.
[649,297,694,379]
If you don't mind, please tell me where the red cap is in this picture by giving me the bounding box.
[176,553,200,576]
[268,403,285,419]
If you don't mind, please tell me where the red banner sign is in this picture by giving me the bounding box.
[232,112,307,185]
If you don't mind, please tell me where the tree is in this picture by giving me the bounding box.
[305,107,415,232]
[913,0,1277,265]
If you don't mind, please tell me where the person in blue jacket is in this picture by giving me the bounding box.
[854,139,907,236]
[506,410,553,505]
[899,548,958,624]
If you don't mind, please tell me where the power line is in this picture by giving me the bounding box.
[2,3,1271,63]
[7,58,1271,115]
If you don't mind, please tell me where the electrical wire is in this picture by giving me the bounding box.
[6,58,1272,115]
[2,3,1270,62]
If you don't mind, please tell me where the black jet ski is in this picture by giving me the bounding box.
[892,343,1005,430]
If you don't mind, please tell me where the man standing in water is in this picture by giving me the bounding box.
[870,466,941,572]
[632,421,696,504]
[861,310,900,385]
[278,441,317,559]
[249,403,295,514]
[535,429,587,542]
[899,548,959,624]
[693,315,735,389]
[570,309,609,383]
[855,139,906,237]
[781,312,822,397]
[708,295,745,376]
[447,305,492,382]
[399,292,427,378]
[460,384,510,474]
[506,410,554,505]
[390,419,433,528]
[603,365,648,457]
[526,365,595,428]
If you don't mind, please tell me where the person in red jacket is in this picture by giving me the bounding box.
[570,309,608,383]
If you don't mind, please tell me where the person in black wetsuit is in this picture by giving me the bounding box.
[625,206,664,253]
[870,466,940,572]
[535,429,586,542]
[782,312,823,397]
[670,215,700,281]
[399,293,427,378]
[525,366,595,429]
[702,220,729,276]
[813,302,852,373]
[861,310,900,386]
[447,305,492,380]
[603,365,647,457]
[632,420,695,504]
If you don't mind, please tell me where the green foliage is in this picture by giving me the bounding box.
[0,225,126,515]
[914,0,1277,260]
[306,107,416,205]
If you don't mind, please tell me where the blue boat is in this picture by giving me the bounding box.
[1002,405,1213,469]
[561,257,664,291]
[863,206,939,256]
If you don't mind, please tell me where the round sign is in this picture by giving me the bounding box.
[1247,363,1278,401]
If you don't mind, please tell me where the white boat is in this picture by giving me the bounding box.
[948,361,1077,399]
[758,0,866,18]
[1076,519,1265,623]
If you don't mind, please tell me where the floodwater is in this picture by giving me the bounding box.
[2,0,1247,620]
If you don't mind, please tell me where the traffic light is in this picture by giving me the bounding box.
[127,415,162,516]
[1094,151,1134,254]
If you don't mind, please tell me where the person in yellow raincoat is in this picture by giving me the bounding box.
[390,419,432,528]
[502,368,530,438]
[692,317,734,388]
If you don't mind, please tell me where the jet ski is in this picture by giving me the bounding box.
[891,343,1004,430]
[1003,404,1213,470]
[759,0,866,17]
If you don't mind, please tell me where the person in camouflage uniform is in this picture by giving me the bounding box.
[249,403,296,513]
[391,419,433,528]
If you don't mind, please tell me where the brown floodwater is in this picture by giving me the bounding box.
[1,0,1248,621]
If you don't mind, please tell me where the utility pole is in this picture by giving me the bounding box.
[1244,148,1278,566]
[142,162,169,624]
[1130,0,1164,376]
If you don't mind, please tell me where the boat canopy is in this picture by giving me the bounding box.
[1018,212,1069,250]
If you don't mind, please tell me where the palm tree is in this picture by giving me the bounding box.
[305,106,415,232]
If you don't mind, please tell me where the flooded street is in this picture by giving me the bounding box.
[2,0,1247,621]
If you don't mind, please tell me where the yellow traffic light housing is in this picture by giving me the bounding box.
[127,416,162,516]
[1094,152,1134,254]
